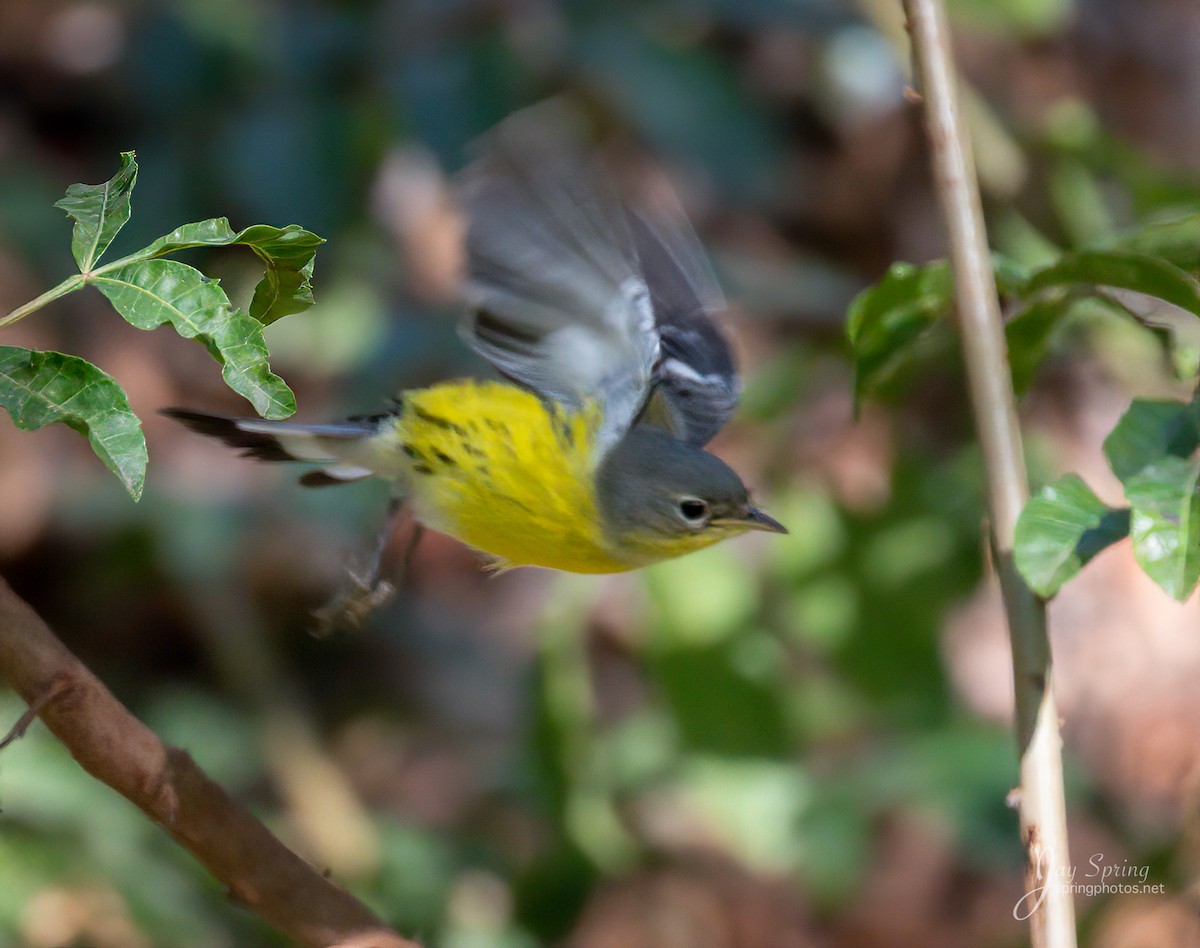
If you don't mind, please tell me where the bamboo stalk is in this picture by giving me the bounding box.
[900,2,1077,945]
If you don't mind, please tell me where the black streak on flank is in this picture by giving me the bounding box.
[503,494,535,514]
[413,463,434,475]
[433,449,455,466]
[414,406,468,436]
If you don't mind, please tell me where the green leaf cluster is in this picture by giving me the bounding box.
[0,153,323,499]
[851,213,1200,401]
[1015,396,1200,600]
[849,211,1200,601]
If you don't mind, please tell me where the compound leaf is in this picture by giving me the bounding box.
[92,259,295,418]
[141,218,324,324]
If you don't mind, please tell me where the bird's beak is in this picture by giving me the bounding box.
[720,506,788,534]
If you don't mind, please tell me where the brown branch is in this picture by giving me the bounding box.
[901,2,1077,947]
[0,576,420,948]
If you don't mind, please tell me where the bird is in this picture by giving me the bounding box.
[164,102,785,576]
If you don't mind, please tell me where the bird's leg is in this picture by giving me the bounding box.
[397,521,425,587]
[313,499,420,635]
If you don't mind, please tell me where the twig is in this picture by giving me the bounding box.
[0,576,420,948]
[901,2,1077,946]
[0,678,69,750]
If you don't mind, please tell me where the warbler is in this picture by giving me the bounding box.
[166,105,785,574]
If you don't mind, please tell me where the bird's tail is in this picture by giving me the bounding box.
[162,409,384,487]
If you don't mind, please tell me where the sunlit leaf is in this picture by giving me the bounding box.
[1014,474,1129,597]
[54,152,138,273]
[92,260,295,418]
[1102,397,1200,483]
[1124,457,1200,601]
[141,218,324,324]
[0,346,146,499]
[1025,250,1200,319]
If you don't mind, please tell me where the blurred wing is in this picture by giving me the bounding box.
[628,207,740,446]
[458,105,658,454]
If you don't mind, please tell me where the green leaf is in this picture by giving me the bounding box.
[53,152,138,273]
[847,261,953,404]
[0,346,146,499]
[1014,474,1130,597]
[92,260,295,418]
[846,261,949,343]
[847,255,1031,406]
[1025,250,1200,319]
[1005,291,1185,393]
[140,218,324,324]
[993,255,1034,296]
[1107,211,1200,273]
[240,225,323,324]
[1102,398,1200,483]
[1124,457,1200,601]
[1005,294,1073,394]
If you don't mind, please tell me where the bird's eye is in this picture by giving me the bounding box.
[678,498,709,524]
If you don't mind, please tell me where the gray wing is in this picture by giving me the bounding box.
[458,102,739,453]
[458,104,658,455]
[627,206,740,446]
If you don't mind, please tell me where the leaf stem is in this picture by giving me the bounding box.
[902,2,1077,946]
[0,235,180,332]
[0,274,86,329]
[90,248,156,276]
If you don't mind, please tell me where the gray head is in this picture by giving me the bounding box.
[595,426,785,561]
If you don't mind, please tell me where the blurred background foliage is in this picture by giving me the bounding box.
[1,0,1199,945]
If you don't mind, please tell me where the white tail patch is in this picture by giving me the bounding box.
[320,463,374,481]
[233,419,357,463]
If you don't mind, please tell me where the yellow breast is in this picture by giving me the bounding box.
[383,380,635,573]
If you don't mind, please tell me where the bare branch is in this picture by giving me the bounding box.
[0,576,420,948]
[901,2,1077,946]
